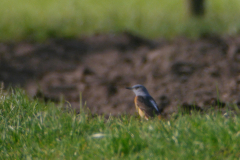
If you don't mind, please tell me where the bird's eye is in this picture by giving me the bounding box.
[135,87,139,89]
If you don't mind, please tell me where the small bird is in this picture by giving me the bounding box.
[126,84,162,120]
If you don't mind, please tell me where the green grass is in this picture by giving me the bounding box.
[1,89,240,159]
[0,0,240,41]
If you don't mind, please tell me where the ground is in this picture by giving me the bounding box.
[1,33,240,117]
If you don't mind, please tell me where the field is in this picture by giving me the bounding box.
[0,0,240,41]
[1,89,240,159]
[1,0,240,159]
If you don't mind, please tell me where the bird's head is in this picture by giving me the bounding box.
[126,84,150,96]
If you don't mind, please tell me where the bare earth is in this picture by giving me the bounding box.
[1,33,240,117]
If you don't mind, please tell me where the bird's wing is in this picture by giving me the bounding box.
[135,96,161,117]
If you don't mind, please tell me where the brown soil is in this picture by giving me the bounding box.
[1,33,240,117]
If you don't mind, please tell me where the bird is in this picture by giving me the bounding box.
[126,84,162,120]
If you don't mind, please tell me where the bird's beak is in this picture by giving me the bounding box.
[126,87,133,90]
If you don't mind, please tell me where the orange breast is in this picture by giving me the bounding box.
[134,96,138,110]
[134,96,146,119]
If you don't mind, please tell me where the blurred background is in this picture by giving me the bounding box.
[0,0,240,40]
[1,0,240,116]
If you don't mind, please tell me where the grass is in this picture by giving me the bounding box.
[0,0,240,41]
[1,88,240,159]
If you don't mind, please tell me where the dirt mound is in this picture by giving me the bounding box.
[1,33,240,117]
